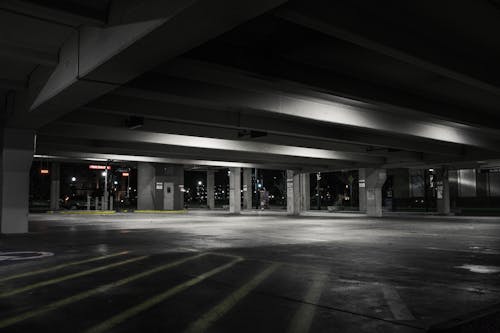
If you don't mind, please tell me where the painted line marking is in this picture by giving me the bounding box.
[288,273,329,333]
[0,251,129,283]
[85,257,244,333]
[381,285,415,321]
[185,263,279,333]
[0,253,206,329]
[0,255,147,298]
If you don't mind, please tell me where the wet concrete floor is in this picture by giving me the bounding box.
[0,211,499,332]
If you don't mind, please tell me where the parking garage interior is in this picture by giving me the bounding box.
[1,0,500,332]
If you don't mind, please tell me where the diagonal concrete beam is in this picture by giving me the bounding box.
[17,0,288,129]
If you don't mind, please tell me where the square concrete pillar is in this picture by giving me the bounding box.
[362,168,387,217]
[436,167,451,215]
[137,162,155,210]
[50,162,60,210]
[207,170,215,209]
[300,173,310,211]
[358,169,367,212]
[287,170,302,215]
[1,129,34,234]
[242,168,252,210]
[229,167,241,213]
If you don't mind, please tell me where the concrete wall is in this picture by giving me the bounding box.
[391,168,410,199]
[0,129,34,234]
[409,169,425,197]
[137,163,184,210]
[490,172,500,196]
[457,169,476,197]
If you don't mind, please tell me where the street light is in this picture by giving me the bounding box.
[71,177,77,182]
[198,180,203,186]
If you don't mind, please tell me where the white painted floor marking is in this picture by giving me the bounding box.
[288,273,329,333]
[381,285,415,321]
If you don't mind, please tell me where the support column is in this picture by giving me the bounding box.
[229,167,241,214]
[363,168,387,217]
[50,162,60,210]
[1,129,34,234]
[137,162,155,210]
[242,168,252,210]
[287,170,301,215]
[207,170,215,209]
[300,173,310,211]
[358,169,367,212]
[437,167,451,215]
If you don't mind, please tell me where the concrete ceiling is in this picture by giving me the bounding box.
[3,0,500,170]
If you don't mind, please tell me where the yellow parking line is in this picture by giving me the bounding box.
[0,253,205,329]
[85,257,244,333]
[0,256,147,298]
[58,210,116,215]
[0,251,129,283]
[288,273,329,333]
[134,210,187,214]
[185,263,280,333]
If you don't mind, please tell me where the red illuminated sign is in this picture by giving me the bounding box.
[122,172,130,177]
[89,165,111,170]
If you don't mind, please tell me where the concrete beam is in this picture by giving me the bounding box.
[33,149,305,171]
[180,48,500,129]
[39,123,384,164]
[85,94,466,157]
[35,137,352,170]
[21,0,288,128]
[122,74,500,151]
